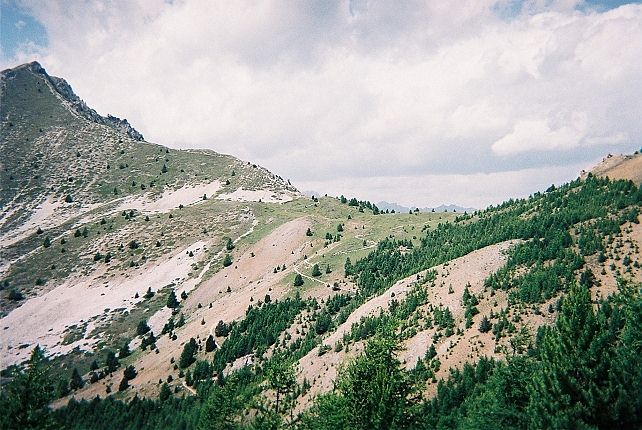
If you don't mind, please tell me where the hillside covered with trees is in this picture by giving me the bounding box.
[2,174,640,429]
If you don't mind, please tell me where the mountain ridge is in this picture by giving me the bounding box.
[1,61,145,141]
[0,61,300,246]
[0,61,640,429]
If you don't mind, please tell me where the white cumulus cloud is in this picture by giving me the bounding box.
[2,0,641,207]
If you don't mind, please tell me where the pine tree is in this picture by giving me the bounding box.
[159,383,172,401]
[118,376,129,391]
[0,346,55,429]
[166,290,179,308]
[198,379,242,429]
[294,274,304,287]
[312,264,322,277]
[177,313,186,327]
[136,319,150,336]
[215,320,230,337]
[123,365,137,380]
[105,350,119,373]
[266,353,296,415]
[344,258,354,276]
[119,341,131,359]
[56,377,70,398]
[315,313,332,335]
[179,338,198,368]
[479,316,492,333]
[205,335,217,352]
[425,344,437,360]
[324,333,418,429]
[223,254,233,267]
[69,367,84,390]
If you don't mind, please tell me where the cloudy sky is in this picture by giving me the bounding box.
[2,0,641,208]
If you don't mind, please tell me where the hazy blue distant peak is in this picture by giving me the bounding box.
[377,201,476,214]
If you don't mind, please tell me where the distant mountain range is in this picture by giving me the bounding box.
[301,191,475,213]
[376,201,476,214]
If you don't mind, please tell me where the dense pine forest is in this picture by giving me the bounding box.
[1,175,641,429]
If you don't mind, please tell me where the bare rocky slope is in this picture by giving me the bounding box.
[0,61,304,366]
[581,151,642,185]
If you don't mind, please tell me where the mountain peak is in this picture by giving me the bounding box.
[581,151,642,185]
[0,60,300,251]
[1,61,144,141]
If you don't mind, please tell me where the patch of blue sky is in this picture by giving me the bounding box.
[492,0,642,20]
[0,0,47,58]
[492,0,524,20]
[580,0,642,11]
